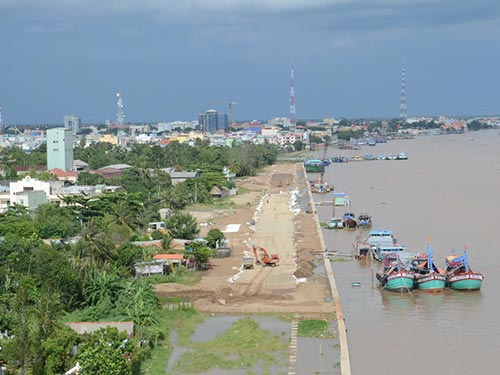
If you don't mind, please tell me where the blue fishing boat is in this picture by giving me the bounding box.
[411,244,446,291]
[445,250,483,291]
[376,254,415,292]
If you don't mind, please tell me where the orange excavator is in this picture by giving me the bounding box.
[252,245,280,267]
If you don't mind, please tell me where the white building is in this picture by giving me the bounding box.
[0,176,65,211]
[64,115,81,134]
[47,128,74,171]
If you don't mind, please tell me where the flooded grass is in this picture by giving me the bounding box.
[173,318,288,374]
[298,320,335,339]
[140,302,204,374]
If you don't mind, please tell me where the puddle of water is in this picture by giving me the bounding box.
[190,315,239,343]
[296,336,341,375]
[165,331,188,374]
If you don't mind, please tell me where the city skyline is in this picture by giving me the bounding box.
[1,0,499,124]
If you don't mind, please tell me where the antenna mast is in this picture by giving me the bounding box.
[400,61,407,121]
[0,107,3,133]
[290,63,296,131]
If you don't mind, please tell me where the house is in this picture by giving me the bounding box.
[153,253,185,265]
[134,259,169,277]
[161,168,200,185]
[72,159,89,172]
[210,186,223,199]
[209,186,234,199]
[49,168,78,183]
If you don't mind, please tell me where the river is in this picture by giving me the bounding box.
[312,129,500,375]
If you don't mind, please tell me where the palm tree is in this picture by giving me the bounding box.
[165,212,200,240]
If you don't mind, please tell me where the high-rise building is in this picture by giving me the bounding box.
[47,128,74,171]
[205,110,218,133]
[64,115,81,134]
[217,113,229,131]
[198,113,206,132]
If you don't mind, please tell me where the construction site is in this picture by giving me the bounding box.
[155,163,335,316]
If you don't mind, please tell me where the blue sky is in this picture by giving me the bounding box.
[1,0,499,124]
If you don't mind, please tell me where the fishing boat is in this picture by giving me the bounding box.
[372,242,408,262]
[342,212,357,228]
[445,250,483,291]
[357,213,372,227]
[304,159,325,173]
[376,254,415,292]
[411,244,446,291]
[364,230,396,247]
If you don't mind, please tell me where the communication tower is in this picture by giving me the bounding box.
[116,92,125,126]
[400,61,407,121]
[290,63,296,131]
[0,107,3,133]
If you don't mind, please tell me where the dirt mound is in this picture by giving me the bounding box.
[294,260,316,278]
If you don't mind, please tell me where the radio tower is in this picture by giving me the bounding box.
[400,61,407,121]
[290,63,296,131]
[116,92,125,126]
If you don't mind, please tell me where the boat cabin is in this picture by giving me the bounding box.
[364,230,395,246]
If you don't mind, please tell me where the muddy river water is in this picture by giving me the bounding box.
[314,130,500,375]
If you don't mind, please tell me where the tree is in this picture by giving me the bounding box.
[165,212,200,240]
[186,242,215,270]
[77,327,134,375]
[41,325,80,375]
[205,228,225,248]
[34,203,74,238]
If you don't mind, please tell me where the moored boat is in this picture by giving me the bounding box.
[357,212,372,227]
[364,229,396,247]
[445,250,483,291]
[328,217,344,229]
[372,242,408,262]
[342,212,357,228]
[411,244,446,291]
[377,254,415,292]
[304,159,325,173]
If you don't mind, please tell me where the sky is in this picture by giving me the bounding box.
[1,0,499,124]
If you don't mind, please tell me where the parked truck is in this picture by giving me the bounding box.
[242,255,254,269]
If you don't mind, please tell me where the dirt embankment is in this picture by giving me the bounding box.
[154,163,333,315]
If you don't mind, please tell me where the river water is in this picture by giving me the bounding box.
[312,129,500,375]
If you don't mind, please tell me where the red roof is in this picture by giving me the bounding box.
[49,168,78,177]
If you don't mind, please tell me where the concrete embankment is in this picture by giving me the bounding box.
[304,165,351,375]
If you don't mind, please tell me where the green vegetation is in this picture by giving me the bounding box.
[0,140,283,373]
[173,318,288,374]
[0,198,233,373]
[298,320,335,339]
